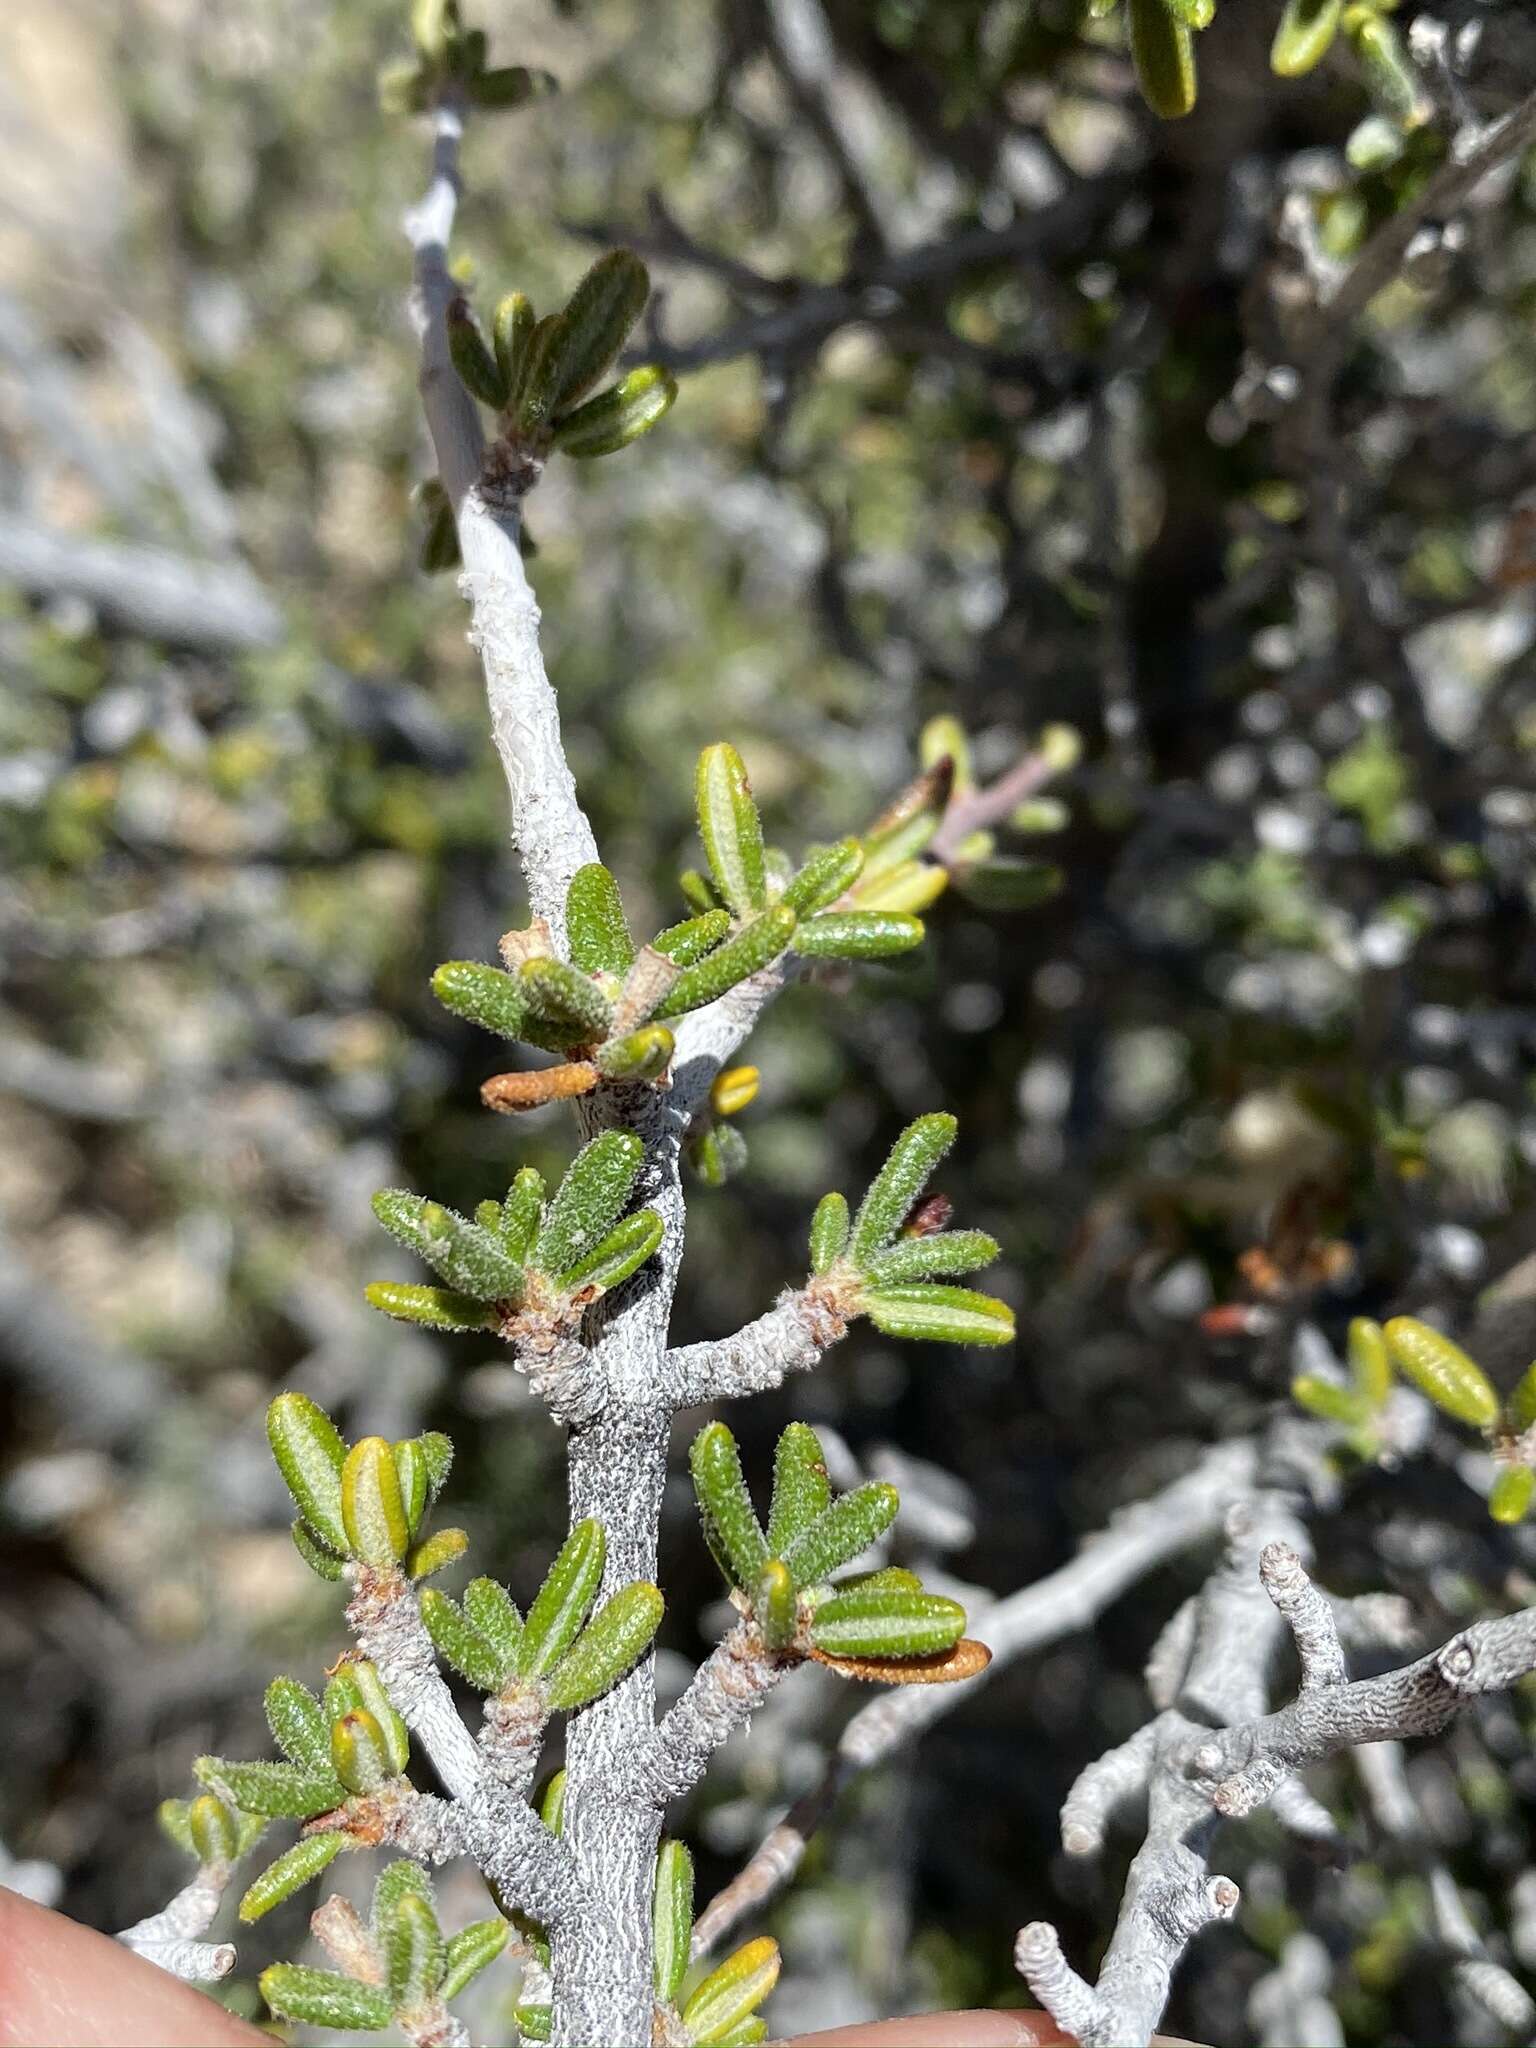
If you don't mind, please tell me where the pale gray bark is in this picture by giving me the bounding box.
[0,516,281,651]
[117,1867,236,1984]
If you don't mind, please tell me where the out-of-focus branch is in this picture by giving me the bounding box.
[0,516,281,652]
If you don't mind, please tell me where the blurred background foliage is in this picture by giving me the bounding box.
[0,0,1534,2040]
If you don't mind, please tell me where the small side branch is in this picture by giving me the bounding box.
[118,1868,235,1985]
[663,1285,848,1408]
[630,1623,783,1806]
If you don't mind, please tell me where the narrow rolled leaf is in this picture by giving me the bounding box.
[653,1839,695,2003]
[432,960,533,1041]
[371,1191,524,1298]
[1383,1317,1498,1429]
[689,1423,768,1591]
[535,1131,645,1276]
[471,63,558,108]
[711,1065,760,1118]
[597,1024,674,1081]
[518,1518,606,1678]
[500,1168,546,1261]
[695,743,767,917]
[513,313,568,436]
[1347,1317,1393,1410]
[1509,1362,1536,1433]
[241,1833,346,1922]
[851,1115,957,1266]
[267,1393,347,1554]
[795,912,924,960]
[420,1589,510,1691]
[292,1516,347,1580]
[809,1588,966,1659]
[331,1709,394,1796]
[372,1858,434,1941]
[366,1281,497,1332]
[409,1526,469,1580]
[653,907,797,1019]
[1291,1374,1367,1427]
[556,1207,664,1298]
[342,1437,412,1566]
[548,250,651,415]
[1128,0,1197,116]
[780,1483,899,1589]
[566,863,635,976]
[260,1963,391,2032]
[188,1794,240,1867]
[1271,0,1341,73]
[519,956,615,1044]
[393,1438,430,1536]
[754,1559,798,1653]
[653,909,731,965]
[458,1578,521,1673]
[1490,1465,1535,1526]
[678,867,721,913]
[386,1889,446,2011]
[781,837,865,915]
[690,1124,748,1187]
[266,1677,330,1774]
[196,1756,343,1820]
[865,1283,1015,1346]
[539,1769,567,1834]
[493,291,534,406]
[808,1191,850,1275]
[864,1230,1000,1287]
[766,1423,832,1558]
[516,2006,553,2041]
[682,1936,781,2043]
[348,1662,410,1774]
[441,1918,510,2000]
[551,366,678,457]
[481,1062,599,1113]
[952,858,1061,911]
[1347,9,1428,127]
[543,1581,664,1709]
[158,1799,195,1855]
[447,300,509,408]
[836,1566,923,1595]
[851,859,948,915]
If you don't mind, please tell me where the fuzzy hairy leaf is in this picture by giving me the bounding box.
[652,907,797,1019]
[330,1709,394,1796]
[386,1889,445,2010]
[695,743,767,917]
[850,1115,957,1266]
[371,1190,524,1299]
[420,1589,510,1691]
[464,1577,524,1672]
[518,1518,606,1678]
[809,1587,966,1659]
[690,1423,768,1591]
[682,1936,781,2043]
[766,1423,832,1558]
[596,1025,675,1081]
[652,909,731,965]
[808,1191,851,1275]
[291,1517,347,1580]
[267,1393,347,1555]
[547,250,651,414]
[793,911,924,959]
[555,1206,664,1298]
[188,1793,240,1867]
[653,1839,695,2004]
[265,1678,330,1774]
[535,1131,644,1277]
[366,1281,498,1332]
[441,1917,510,2000]
[431,959,532,1040]
[864,1231,999,1287]
[780,1483,899,1590]
[1383,1316,1498,1430]
[551,365,678,457]
[781,837,864,916]
[566,863,635,976]
[260,1963,391,2032]
[342,1436,411,1565]
[543,1581,664,1710]
[1490,1465,1535,1525]
[500,1168,547,1262]
[372,1858,434,1942]
[493,291,534,401]
[865,1283,1015,1346]
[239,1833,345,1922]
[408,1526,469,1580]
[754,1559,798,1653]
[196,1756,343,1820]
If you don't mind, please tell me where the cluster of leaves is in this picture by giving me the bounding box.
[649,1840,780,2047]
[1294,1316,1536,1524]
[379,0,557,118]
[267,1395,465,1579]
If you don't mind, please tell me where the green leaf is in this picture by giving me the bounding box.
[1291,1374,1367,1427]
[493,291,535,406]
[1510,1362,1536,1433]
[781,1483,899,1590]
[808,1587,966,1659]
[344,1662,410,1775]
[597,1025,675,1082]
[1347,1317,1393,1410]
[767,1423,833,1557]
[808,1191,850,1275]
[535,1132,645,1277]
[539,1769,567,1834]
[681,1937,781,2043]
[780,837,865,915]
[864,1231,999,1287]
[408,1527,469,1580]
[420,1589,510,1691]
[1490,1465,1535,1526]
[547,250,651,415]
[1271,0,1341,74]
[464,1577,524,1672]
[188,1793,240,1866]
[158,1798,195,1855]
[265,1678,330,1774]
[516,2005,553,2041]
[366,1281,498,1332]
[754,1559,798,1653]
[652,909,731,965]
[551,366,678,457]
[386,1889,446,2011]
[696,743,767,917]
[441,1917,510,2000]
[566,864,635,976]
[342,1437,412,1566]
[555,1207,664,1298]
[241,1833,345,1923]
[1383,1317,1498,1430]
[372,1858,434,1941]
[392,1437,431,1536]
[447,300,509,407]
[653,907,797,1019]
[690,1124,747,1187]
[518,1519,606,1678]
[431,960,533,1041]
[952,858,1061,911]
[267,1393,347,1555]
[371,1190,525,1298]
[330,1709,395,1796]
[512,313,568,436]
[196,1756,343,1820]
[850,859,948,915]
[500,1168,547,1262]
[865,1283,1016,1346]
[851,1115,957,1266]
[1346,8,1428,127]
[652,1839,695,2004]
[292,1516,347,1580]
[519,956,615,1045]
[794,912,924,959]
[1128,0,1197,116]
[260,1963,391,2032]
[543,1581,664,1709]
[689,1424,767,1591]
